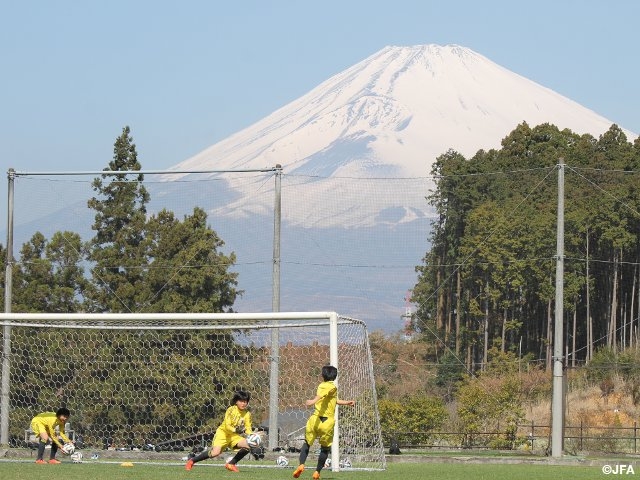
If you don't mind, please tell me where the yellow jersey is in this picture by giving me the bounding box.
[31,412,71,444]
[220,405,252,435]
[313,380,338,418]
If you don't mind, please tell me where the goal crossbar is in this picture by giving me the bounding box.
[0,311,386,471]
[0,311,342,322]
[0,312,356,330]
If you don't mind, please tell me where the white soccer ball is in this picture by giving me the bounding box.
[62,443,75,455]
[246,433,262,448]
[71,452,83,463]
[276,455,289,467]
[339,457,352,468]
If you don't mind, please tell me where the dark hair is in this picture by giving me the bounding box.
[56,407,71,417]
[321,365,338,381]
[231,390,251,404]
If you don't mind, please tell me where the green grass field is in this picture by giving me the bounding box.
[0,459,616,480]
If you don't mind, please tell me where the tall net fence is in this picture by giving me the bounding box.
[4,171,434,334]
[0,312,385,470]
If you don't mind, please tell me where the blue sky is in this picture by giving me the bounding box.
[2,0,639,173]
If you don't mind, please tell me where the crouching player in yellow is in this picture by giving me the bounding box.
[293,365,356,480]
[185,390,254,472]
[31,407,72,464]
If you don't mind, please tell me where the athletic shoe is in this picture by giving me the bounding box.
[35,459,46,464]
[293,464,305,478]
[185,459,194,471]
[225,463,239,472]
[48,459,61,464]
[312,472,320,480]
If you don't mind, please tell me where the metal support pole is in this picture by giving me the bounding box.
[272,165,281,312]
[551,162,565,458]
[1,169,15,447]
[268,165,282,451]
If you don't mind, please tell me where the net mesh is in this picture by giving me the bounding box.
[1,313,385,470]
[5,172,433,334]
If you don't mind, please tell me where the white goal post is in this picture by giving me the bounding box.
[0,311,386,471]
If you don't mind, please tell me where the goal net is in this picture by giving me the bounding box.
[0,311,386,471]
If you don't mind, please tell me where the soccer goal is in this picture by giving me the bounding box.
[0,311,385,471]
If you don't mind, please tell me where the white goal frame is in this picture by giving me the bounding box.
[0,311,385,471]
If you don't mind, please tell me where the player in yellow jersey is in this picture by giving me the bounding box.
[292,365,355,480]
[185,390,254,472]
[31,408,72,464]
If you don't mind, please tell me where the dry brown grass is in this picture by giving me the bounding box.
[369,335,640,437]
[369,332,435,398]
[525,377,640,429]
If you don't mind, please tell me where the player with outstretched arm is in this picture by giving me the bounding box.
[186,390,257,472]
[292,365,356,480]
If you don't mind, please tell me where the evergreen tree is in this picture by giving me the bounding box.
[14,232,52,312]
[143,207,239,313]
[12,231,86,313]
[77,127,245,443]
[86,126,150,312]
[46,231,88,312]
[413,122,640,368]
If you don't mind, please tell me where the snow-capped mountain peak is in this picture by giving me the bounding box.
[170,44,634,227]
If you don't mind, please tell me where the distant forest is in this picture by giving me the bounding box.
[412,122,640,371]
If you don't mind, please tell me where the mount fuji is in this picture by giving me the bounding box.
[174,44,636,176]
[158,44,635,331]
[8,45,634,333]
[168,44,634,227]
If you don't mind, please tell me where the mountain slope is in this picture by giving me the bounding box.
[172,44,633,180]
[168,44,634,231]
[158,44,637,330]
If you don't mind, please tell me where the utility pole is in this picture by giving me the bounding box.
[551,161,565,458]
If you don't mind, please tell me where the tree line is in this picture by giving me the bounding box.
[4,122,640,448]
[1,126,248,447]
[412,122,640,372]
[1,126,239,314]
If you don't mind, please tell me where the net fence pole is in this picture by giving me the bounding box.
[1,169,15,447]
[269,165,282,451]
[272,165,282,311]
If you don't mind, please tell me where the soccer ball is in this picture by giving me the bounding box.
[324,457,331,468]
[71,452,83,463]
[246,433,262,448]
[339,457,352,468]
[276,455,289,467]
[62,443,75,455]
